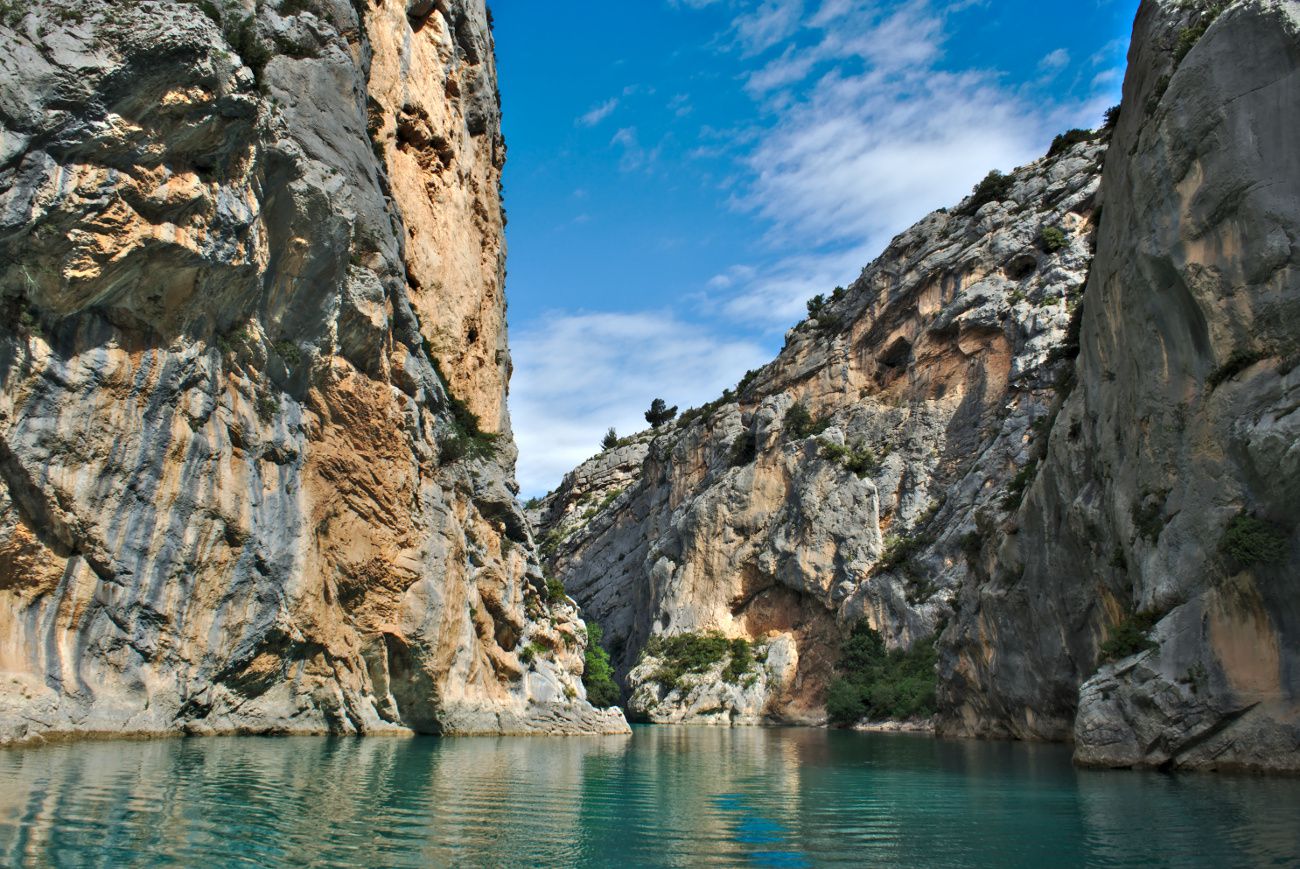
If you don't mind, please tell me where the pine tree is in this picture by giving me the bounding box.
[645,398,677,428]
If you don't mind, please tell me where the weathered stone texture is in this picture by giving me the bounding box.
[0,0,627,743]
[537,136,1107,725]
[943,0,1300,772]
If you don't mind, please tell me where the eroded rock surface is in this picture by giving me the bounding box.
[943,0,1300,772]
[536,136,1107,725]
[540,0,1299,768]
[0,0,627,742]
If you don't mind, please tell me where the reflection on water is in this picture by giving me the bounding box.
[0,727,1297,867]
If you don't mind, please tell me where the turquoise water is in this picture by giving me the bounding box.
[1,727,1297,867]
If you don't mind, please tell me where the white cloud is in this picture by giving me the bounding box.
[712,245,874,324]
[701,0,1114,325]
[511,311,770,496]
[734,0,805,55]
[577,98,619,127]
[610,126,662,171]
[1039,48,1071,71]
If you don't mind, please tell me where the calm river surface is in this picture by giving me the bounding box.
[1,726,1297,867]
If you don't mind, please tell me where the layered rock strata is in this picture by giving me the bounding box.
[0,0,627,743]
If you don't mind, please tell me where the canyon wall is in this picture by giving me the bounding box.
[539,0,1299,770]
[534,136,1107,725]
[943,0,1300,772]
[0,0,627,743]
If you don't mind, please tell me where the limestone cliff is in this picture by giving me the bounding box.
[943,0,1300,772]
[534,135,1108,725]
[539,0,1300,771]
[0,0,627,742]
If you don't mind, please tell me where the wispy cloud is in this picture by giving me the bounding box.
[1040,48,1071,71]
[734,0,805,54]
[577,98,619,127]
[695,0,1115,325]
[511,312,770,496]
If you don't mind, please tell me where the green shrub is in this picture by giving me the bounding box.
[523,497,541,510]
[0,1,24,28]
[826,623,937,725]
[729,434,757,467]
[226,14,272,79]
[1103,104,1121,130]
[784,402,830,440]
[432,361,500,464]
[274,340,302,367]
[959,530,982,563]
[722,638,754,684]
[1001,459,1039,511]
[1099,611,1160,662]
[962,169,1014,215]
[1131,494,1167,543]
[518,641,547,666]
[676,389,734,429]
[18,306,41,337]
[877,533,931,574]
[582,623,621,708]
[645,397,678,428]
[818,439,883,477]
[642,631,732,692]
[1039,225,1067,253]
[1219,514,1288,568]
[1206,349,1267,390]
[1047,128,1093,158]
[256,393,279,422]
[737,368,761,396]
[1173,3,1227,66]
[601,427,619,450]
[545,576,568,604]
[806,293,827,320]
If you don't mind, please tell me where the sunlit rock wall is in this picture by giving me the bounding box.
[535,136,1107,725]
[0,0,627,742]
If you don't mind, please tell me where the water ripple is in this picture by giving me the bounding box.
[0,729,1297,867]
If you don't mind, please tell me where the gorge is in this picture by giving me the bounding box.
[0,0,1295,805]
[535,0,1300,773]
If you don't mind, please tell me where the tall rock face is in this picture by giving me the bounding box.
[0,0,627,742]
[534,137,1108,724]
[943,0,1300,772]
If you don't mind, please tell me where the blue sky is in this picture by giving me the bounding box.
[492,0,1139,497]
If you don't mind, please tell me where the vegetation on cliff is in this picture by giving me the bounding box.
[582,624,621,708]
[826,625,937,725]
